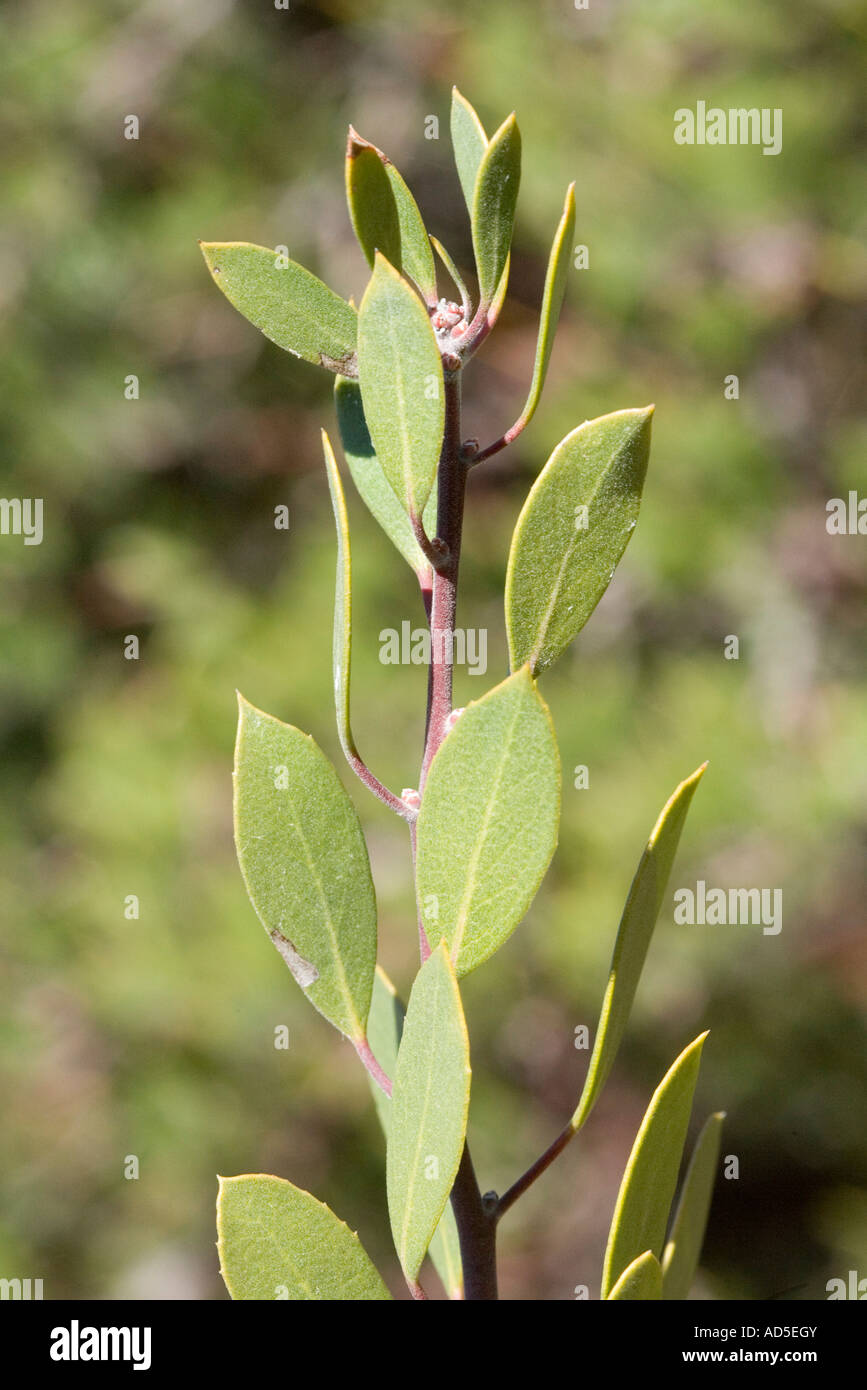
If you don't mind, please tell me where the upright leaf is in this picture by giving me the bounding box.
[345,130,438,303]
[357,253,444,524]
[366,967,464,1299]
[384,163,438,305]
[517,183,575,429]
[416,667,560,977]
[217,1175,390,1300]
[200,241,357,374]
[234,695,376,1041]
[472,113,522,306]
[334,378,432,578]
[662,1111,725,1300]
[430,236,471,318]
[387,943,471,1282]
[345,130,402,271]
[450,87,488,214]
[571,764,707,1133]
[506,406,654,674]
[607,1250,663,1301]
[321,431,354,765]
[601,1033,708,1299]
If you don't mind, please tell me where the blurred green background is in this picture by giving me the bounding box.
[1,0,865,1300]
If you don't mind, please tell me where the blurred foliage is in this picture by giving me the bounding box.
[0,0,865,1300]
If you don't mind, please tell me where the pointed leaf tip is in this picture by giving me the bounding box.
[601,1033,708,1298]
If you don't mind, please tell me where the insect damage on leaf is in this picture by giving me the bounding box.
[268,927,320,989]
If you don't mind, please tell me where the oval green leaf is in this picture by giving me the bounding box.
[234,694,376,1041]
[416,667,560,978]
[506,406,654,674]
[662,1111,725,1300]
[200,241,357,374]
[217,1174,391,1300]
[346,131,402,271]
[357,253,444,523]
[472,113,521,307]
[450,87,488,214]
[571,763,707,1133]
[333,377,432,578]
[518,183,575,429]
[386,943,471,1282]
[601,1033,708,1299]
[607,1250,663,1301]
[366,966,464,1299]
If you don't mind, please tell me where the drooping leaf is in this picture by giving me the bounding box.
[662,1111,725,1300]
[366,966,464,1299]
[333,377,432,578]
[234,695,376,1040]
[606,1250,663,1301]
[472,113,522,307]
[450,87,488,214]
[430,236,471,318]
[506,406,654,674]
[571,764,707,1133]
[517,183,575,429]
[415,667,560,977]
[200,241,357,374]
[357,253,444,523]
[601,1033,708,1299]
[345,130,402,271]
[217,1175,390,1300]
[387,943,471,1282]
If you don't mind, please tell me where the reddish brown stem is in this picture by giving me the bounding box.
[494,1122,575,1222]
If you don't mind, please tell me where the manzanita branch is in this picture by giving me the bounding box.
[209,87,718,1308]
[494,1122,574,1222]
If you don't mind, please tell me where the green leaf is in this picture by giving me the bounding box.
[662,1111,725,1300]
[345,130,402,271]
[234,694,376,1040]
[472,113,522,306]
[217,1174,390,1300]
[450,87,488,214]
[416,667,560,977]
[200,241,357,374]
[357,253,444,523]
[346,131,438,304]
[571,763,707,1133]
[489,250,511,327]
[518,183,575,429]
[366,966,464,1299]
[606,1250,663,1301]
[321,430,355,766]
[430,236,471,317]
[506,406,654,674]
[601,1033,708,1299]
[384,165,438,305]
[333,377,432,578]
[386,942,471,1282]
